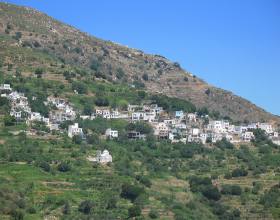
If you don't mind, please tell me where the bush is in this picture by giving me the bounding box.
[14,32,22,41]
[116,67,125,79]
[78,200,94,214]
[189,176,212,192]
[63,202,71,215]
[231,168,248,177]
[90,59,101,71]
[128,205,141,218]
[57,162,71,172]
[4,115,16,126]
[142,73,149,81]
[95,97,109,106]
[221,185,242,195]
[83,104,93,115]
[202,185,221,201]
[126,121,153,135]
[11,209,24,220]
[72,135,82,144]
[120,183,144,202]
[34,68,44,78]
[136,175,152,188]
[38,161,51,172]
[215,138,234,150]
[72,81,87,94]
[149,209,159,219]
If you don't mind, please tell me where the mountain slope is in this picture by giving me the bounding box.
[0,2,279,124]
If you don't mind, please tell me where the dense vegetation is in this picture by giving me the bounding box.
[0,70,279,220]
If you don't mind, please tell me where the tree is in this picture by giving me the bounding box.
[63,202,71,215]
[117,99,128,110]
[83,104,93,115]
[106,197,117,209]
[57,162,71,172]
[11,209,24,220]
[14,32,22,41]
[72,135,82,144]
[142,73,149,81]
[202,185,221,201]
[215,138,234,150]
[137,91,146,99]
[72,81,87,94]
[231,168,248,177]
[221,185,242,195]
[90,58,100,71]
[116,67,125,79]
[149,209,159,219]
[136,175,152,188]
[38,160,51,172]
[95,97,109,106]
[78,200,94,214]
[120,184,144,202]
[4,115,16,126]
[253,128,268,143]
[34,68,44,78]
[128,205,141,218]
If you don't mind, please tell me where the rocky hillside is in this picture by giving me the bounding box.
[0,2,279,124]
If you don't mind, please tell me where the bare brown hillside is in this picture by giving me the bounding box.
[0,2,279,124]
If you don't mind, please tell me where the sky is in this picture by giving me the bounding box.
[3,0,280,116]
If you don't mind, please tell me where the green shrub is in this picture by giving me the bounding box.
[128,205,141,218]
[231,168,248,177]
[149,209,159,219]
[78,200,94,214]
[120,183,144,202]
[57,162,71,172]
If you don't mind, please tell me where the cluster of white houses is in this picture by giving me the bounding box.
[98,104,279,145]
[1,84,280,163]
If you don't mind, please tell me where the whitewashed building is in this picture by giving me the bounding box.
[105,128,118,139]
[96,150,112,164]
[0,84,12,91]
[154,122,169,138]
[68,123,83,138]
[242,131,254,142]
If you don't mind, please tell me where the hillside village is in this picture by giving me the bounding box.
[1,3,280,219]
[2,83,279,162]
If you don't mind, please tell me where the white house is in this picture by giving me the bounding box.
[105,128,118,139]
[168,132,175,141]
[96,150,112,164]
[258,123,274,134]
[200,133,208,144]
[174,123,187,130]
[131,112,145,121]
[29,112,42,121]
[128,104,141,112]
[48,123,59,131]
[175,110,184,119]
[187,113,197,122]
[163,119,176,127]
[211,133,223,143]
[10,110,21,119]
[110,110,120,119]
[191,128,200,136]
[242,131,254,142]
[154,122,169,138]
[68,123,83,138]
[207,121,228,133]
[0,84,12,91]
[150,104,163,115]
[143,112,156,122]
